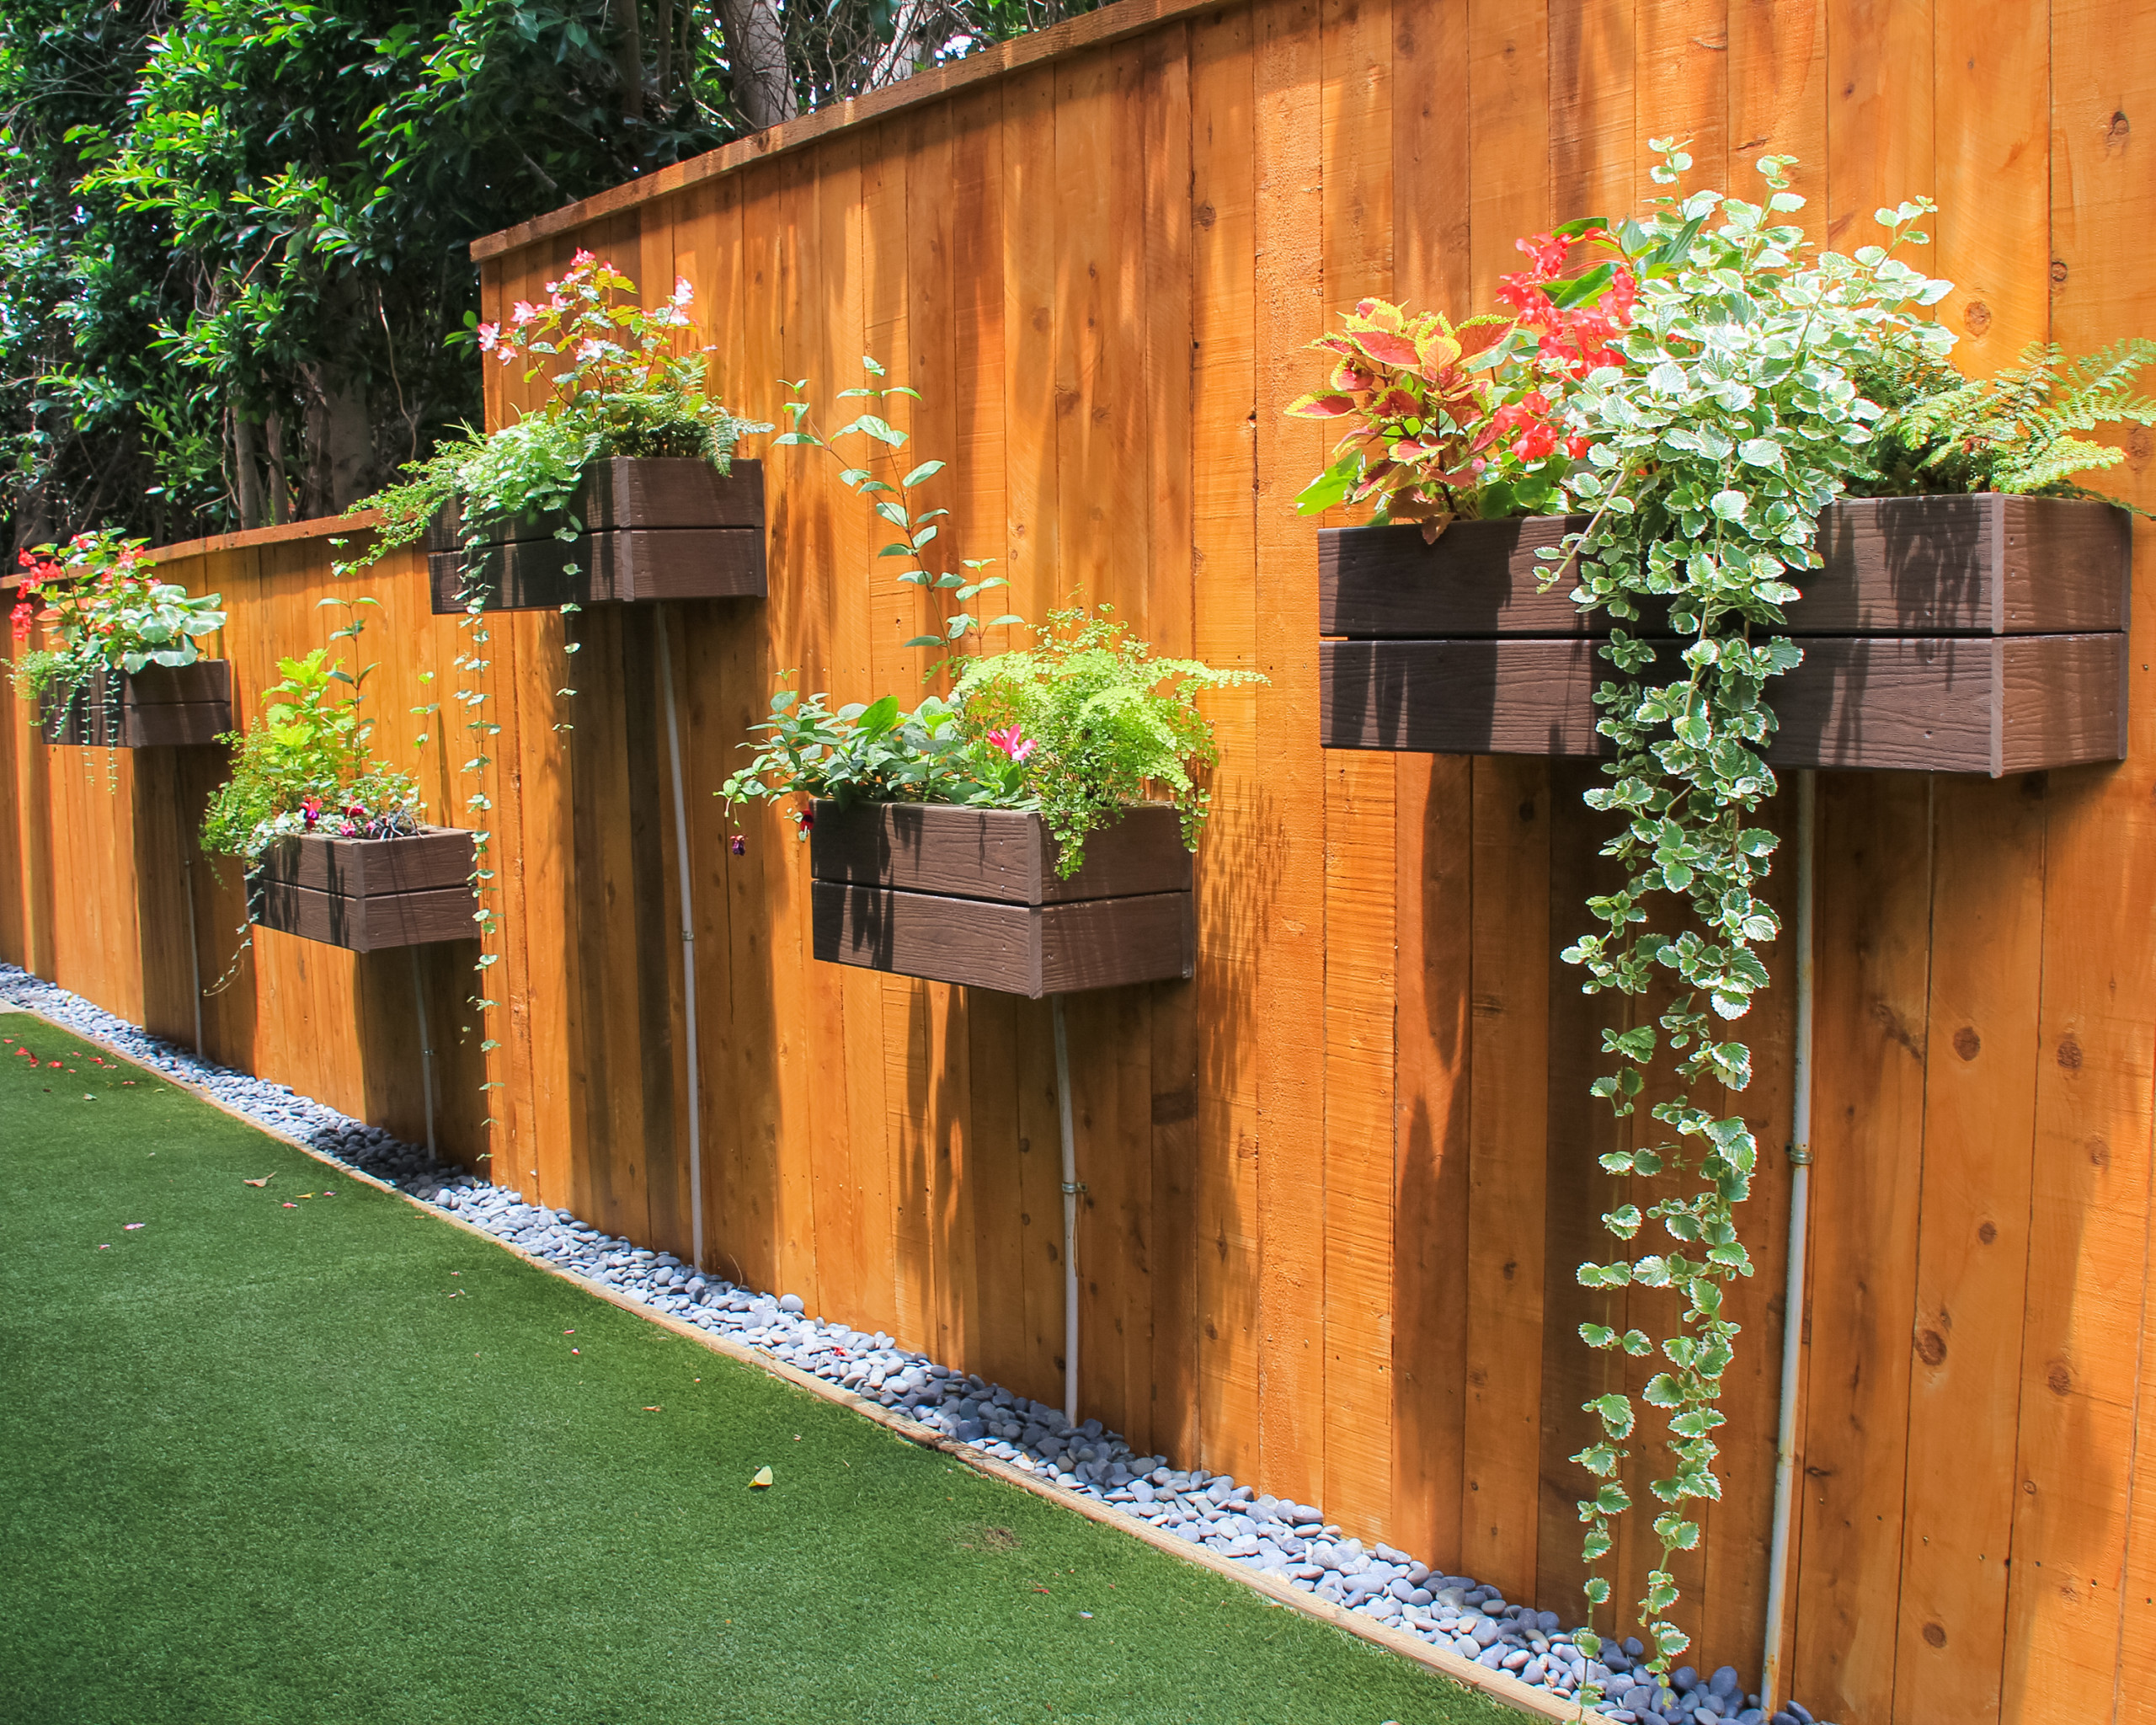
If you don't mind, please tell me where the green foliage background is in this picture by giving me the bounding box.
[0,0,1095,552]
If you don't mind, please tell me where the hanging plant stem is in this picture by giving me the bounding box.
[1549,146,1951,1699]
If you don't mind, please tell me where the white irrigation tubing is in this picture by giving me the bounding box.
[1759,769,1816,1713]
[655,605,706,1273]
[181,842,204,1059]
[410,946,438,1161]
[1053,994,1081,1427]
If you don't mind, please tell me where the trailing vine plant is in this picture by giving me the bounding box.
[338,254,767,1140]
[1542,146,1951,1696]
[1283,139,2156,1697]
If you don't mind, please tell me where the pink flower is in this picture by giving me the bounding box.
[300,796,323,829]
[987,725,1037,763]
[511,300,540,326]
[477,322,500,352]
[571,248,596,268]
[672,275,694,307]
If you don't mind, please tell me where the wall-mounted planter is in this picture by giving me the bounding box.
[1319,495,2131,776]
[808,800,1195,997]
[40,661,233,749]
[426,457,766,613]
[250,826,478,952]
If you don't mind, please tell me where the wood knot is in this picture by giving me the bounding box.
[2089,1135,2111,1167]
[2052,259,2069,285]
[2106,110,2132,151]
[1962,301,1993,335]
[1953,1025,1981,1061]
[1978,1220,1999,1245]
[1194,202,1217,230]
[2047,1361,2073,1397]
[1923,1622,1947,1649]
[2057,1034,2084,1071]
[1916,1329,1947,1366]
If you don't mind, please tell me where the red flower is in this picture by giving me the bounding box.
[729,834,746,857]
[796,808,815,834]
[300,797,323,830]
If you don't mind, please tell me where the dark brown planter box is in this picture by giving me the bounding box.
[39,661,233,749]
[426,457,766,612]
[250,825,478,952]
[808,800,1195,996]
[1318,495,2131,775]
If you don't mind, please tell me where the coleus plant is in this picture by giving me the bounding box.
[1286,226,1639,535]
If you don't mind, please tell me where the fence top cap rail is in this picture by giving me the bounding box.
[467,0,1224,265]
[146,509,384,569]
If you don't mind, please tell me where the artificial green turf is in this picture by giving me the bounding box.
[0,1012,1515,1725]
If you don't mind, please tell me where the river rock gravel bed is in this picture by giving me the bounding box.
[2,960,1836,1725]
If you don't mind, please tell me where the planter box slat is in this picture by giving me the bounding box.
[1320,633,2127,777]
[253,879,480,951]
[1318,496,2132,638]
[251,825,478,952]
[425,457,766,612]
[39,661,233,749]
[807,800,1196,995]
[809,802,1193,904]
[429,526,765,611]
[812,883,1194,997]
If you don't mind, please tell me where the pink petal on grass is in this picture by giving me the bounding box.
[123,1222,144,1231]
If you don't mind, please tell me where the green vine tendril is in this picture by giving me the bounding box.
[1550,145,1950,1701]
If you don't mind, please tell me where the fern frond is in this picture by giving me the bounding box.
[2045,337,2156,431]
[1994,435,2126,494]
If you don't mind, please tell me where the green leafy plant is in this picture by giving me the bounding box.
[200,601,419,866]
[725,605,1262,875]
[728,363,1260,875]
[344,252,767,563]
[949,606,1257,865]
[8,528,225,708]
[1850,336,2156,501]
[772,358,1022,649]
[722,687,1017,821]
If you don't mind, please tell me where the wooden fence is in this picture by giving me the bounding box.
[6,1,2155,1719]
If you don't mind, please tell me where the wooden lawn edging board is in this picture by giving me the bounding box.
[250,826,478,952]
[3,991,1575,1725]
[808,800,1197,996]
[425,457,766,611]
[1319,495,2132,775]
[38,661,233,750]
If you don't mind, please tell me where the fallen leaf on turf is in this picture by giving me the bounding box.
[643,1406,662,1413]
[749,1466,773,1488]
[98,1244,109,1251]
[243,1176,275,1188]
